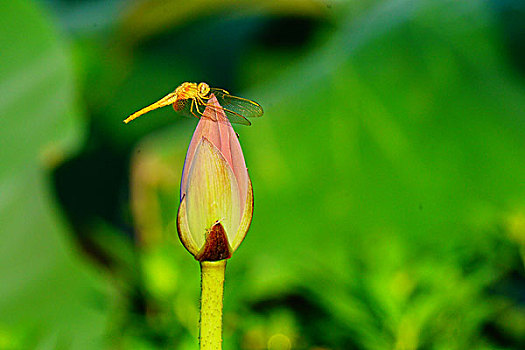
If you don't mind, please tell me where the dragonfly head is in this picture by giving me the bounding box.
[197,82,210,98]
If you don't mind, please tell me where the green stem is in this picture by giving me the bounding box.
[200,260,226,350]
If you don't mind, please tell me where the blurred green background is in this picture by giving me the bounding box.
[1,0,525,349]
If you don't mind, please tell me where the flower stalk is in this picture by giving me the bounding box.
[199,260,226,350]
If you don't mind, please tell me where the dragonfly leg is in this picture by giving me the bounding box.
[190,99,202,118]
[197,96,217,116]
[197,95,210,107]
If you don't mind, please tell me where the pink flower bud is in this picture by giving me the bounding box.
[177,95,254,261]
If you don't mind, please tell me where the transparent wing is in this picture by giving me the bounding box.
[210,89,263,125]
[175,97,251,125]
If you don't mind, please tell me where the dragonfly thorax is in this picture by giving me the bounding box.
[174,82,211,100]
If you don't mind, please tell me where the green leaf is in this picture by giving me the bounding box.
[0,1,112,348]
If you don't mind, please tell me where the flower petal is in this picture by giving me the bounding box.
[177,195,199,256]
[180,95,249,215]
[230,178,254,252]
[185,137,241,249]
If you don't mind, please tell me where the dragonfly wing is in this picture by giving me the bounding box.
[200,102,252,125]
[210,89,264,121]
[221,108,252,125]
[174,98,200,119]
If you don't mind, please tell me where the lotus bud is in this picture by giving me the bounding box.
[177,95,254,261]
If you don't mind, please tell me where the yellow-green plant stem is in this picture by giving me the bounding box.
[200,260,226,350]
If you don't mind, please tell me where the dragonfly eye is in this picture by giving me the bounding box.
[198,83,210,97]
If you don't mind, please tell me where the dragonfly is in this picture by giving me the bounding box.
[123,82,263,126]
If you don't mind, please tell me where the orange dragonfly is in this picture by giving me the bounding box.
[123,82,263,126]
